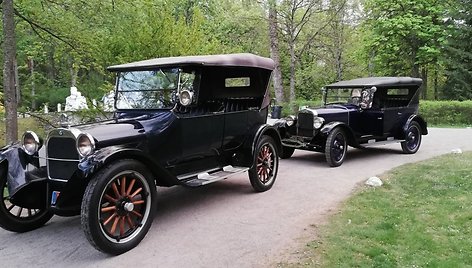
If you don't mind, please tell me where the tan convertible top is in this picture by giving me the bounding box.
[108,53,275,71]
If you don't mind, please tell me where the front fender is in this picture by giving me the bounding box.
[0,144,47,208]
[79,145,176,186]
[320,121,345,136]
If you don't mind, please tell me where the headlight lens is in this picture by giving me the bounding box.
[77,133,95,157]
[286,115,296,127]
[22,131,40,155]
[313,117,325,129]
[179,90,193,106]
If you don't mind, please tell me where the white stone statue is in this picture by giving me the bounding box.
[65,86,88,111]
[101,90,115,112]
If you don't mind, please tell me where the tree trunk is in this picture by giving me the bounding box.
[69,57,78,87]
[268,0,284,104]
[421,68,428,100]
[29,57,37,110]
[2,0,19,144]
[289,40,296,103]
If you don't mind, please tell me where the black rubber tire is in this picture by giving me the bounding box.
[0,174,53,233]
[401,121,422,154]
[81,159,157,255]
[325,128,347,167]
[280,146,295,159]
[249,136,279,192]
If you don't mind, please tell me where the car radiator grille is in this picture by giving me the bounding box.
[297,112,314,137]
[47,137,79,181]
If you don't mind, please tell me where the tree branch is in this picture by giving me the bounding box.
[13,7,76,50]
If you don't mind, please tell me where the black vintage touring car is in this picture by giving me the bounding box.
[275,77,428,167]
[0,53,281,255]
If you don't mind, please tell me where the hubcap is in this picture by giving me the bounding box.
[332,133,346,162]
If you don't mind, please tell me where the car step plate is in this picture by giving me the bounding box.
[183,165,249,187]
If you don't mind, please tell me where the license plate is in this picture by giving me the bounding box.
[51,191,61,205]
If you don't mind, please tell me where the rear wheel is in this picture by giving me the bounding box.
[280,146,295,159]
[81,159,157,255]
[325,128,347,167]
[401,121,422,154]
[0,174,52,233]
[249,136,279,192]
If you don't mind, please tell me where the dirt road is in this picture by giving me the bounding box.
[1,128,471,267]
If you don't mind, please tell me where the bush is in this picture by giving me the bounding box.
[420,100,472,127]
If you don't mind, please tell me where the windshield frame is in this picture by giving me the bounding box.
[114,68,198,110]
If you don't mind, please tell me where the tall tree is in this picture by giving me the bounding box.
[442,0,472,100]
[268,0,285,103]
[364,0,448,98]
[2,0,19,143]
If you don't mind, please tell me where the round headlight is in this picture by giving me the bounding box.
[77,133,95,157]
[286,115,296,127]
[179,90,193,106]
[22,131,40,155]
[313,117,325,129]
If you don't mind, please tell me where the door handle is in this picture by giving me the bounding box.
[377,117,382,120]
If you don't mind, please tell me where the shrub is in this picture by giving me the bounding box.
[420,100,472,127]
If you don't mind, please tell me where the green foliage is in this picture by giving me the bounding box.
[363,0,447,80]
[284,152,472,267]
[420,100,472,126]
[442,0,472,100]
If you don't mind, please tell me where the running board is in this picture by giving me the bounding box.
[361,137,404,148]
[179,165,249,187]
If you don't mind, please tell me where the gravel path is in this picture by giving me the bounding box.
[0,128,471,267]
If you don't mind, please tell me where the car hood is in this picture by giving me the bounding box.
[305,105,358,123]
[77,120,146,147]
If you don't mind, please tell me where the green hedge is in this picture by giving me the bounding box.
[420,100,472,127]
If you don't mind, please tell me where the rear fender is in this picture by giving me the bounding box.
[403,115,428,135]
[80,145,176,187]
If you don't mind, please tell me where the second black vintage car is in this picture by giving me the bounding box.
[275,77,428,167]
[0,53,281,255]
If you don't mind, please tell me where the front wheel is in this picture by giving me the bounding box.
[249,136,279,192]
[81,159,157,255]
[0,173,53,233]
[401,121,422,154]
[325,128,347,167]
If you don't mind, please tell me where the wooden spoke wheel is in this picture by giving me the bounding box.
[81,160,156,255]
[325,128,347,167]
[249,136,279,192]
[401,121,422,154]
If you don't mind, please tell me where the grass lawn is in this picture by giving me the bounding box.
[284,152,472,267]
[0,117,47,145]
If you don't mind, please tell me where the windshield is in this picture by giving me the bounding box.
[116,68,181,109]
[324,88,363,106]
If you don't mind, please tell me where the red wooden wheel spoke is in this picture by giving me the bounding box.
[126,215,135,228]
[130,187,143,198]
[126,179,136,196]
[132,200,145,205]
[110,216,120,234]
[120,176,126,196]
[119,216,125,237]
[101,206,116,213]
[104,194,118,203]
[131,210,143,218]
[103,212,117,226]
[111,182,121,199]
